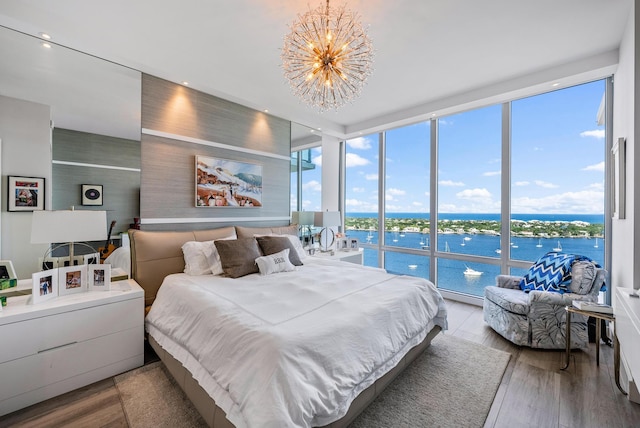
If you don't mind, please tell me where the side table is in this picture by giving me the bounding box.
[561,305,626,395]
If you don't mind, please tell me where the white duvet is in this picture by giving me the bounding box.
[145,257,447,428]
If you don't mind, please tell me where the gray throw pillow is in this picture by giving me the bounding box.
[568,260,596,294]
[214,238,261,278]
[256,236,303,266]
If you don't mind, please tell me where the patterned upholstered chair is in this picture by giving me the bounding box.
[483,253,605,349]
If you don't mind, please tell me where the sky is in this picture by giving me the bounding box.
[297,79,606,215]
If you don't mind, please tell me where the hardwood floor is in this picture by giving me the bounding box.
[3,299,639,427]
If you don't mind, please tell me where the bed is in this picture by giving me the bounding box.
[131,225,447,428]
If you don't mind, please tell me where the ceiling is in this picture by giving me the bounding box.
[0,0,632,139]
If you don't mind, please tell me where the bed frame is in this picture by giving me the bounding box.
[130,226,442,428]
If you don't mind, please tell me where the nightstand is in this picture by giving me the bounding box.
[0,279,144,416]
[312,248,363,265]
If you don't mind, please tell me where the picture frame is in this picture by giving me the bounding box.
[83,252,100,265]
[88,264,111,291]
[349,238,360,251]
[32,268,59,304]
[81,184,103,206]
[337,237,349,251]
[0,260,17,280]
[58,265,87,296]
[8,175,45,211]
[195,155,263,208]
[611,137,626,219]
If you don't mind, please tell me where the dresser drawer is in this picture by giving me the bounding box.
[0,297,142,363]
[0,325,142,403]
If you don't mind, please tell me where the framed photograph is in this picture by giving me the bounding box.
[349,238,360,251]
[32,269,59,304]
[58,265,87,296]
[337,237,349,251]
[81,184,103,206]
[611,137,626,219]
[8,176,45,211]
[0,260,17,280]
[88,264,111,291]
[195,155,262,208]
[83,252,100,265]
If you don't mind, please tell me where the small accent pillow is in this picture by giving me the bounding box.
[214,238,262,278]
[256,236,303,266]
[519,251,575,293]
[568,260,597,294]
[255,248,296,275]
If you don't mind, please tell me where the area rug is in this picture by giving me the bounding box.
[115,335,510,428]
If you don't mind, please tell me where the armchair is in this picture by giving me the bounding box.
[483,260,605,349]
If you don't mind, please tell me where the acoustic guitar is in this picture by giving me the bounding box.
[99,220,117,262]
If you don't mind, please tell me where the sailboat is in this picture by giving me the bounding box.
[460,238,466,247]
[421,236,430,250]
[536,238,543,248]
[553,241,562,252]
[594,238,599,248]
[366,229,373,242]
[463,265,483,276]
[444,241,450,252]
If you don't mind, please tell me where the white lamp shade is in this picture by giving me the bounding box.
[31,210,107,243]
[314,211,341,228]
[292,211,315,226]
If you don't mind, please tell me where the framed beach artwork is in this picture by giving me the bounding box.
[195,155,262,208]
[8,176,45,211]
[58,265,87,296]
[88,264,111,291]
[32,269,59,304]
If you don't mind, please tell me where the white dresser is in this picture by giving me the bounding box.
[0,279,144,416]
[615,286,640,402]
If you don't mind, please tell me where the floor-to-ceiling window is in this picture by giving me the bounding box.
[341,79,608,302]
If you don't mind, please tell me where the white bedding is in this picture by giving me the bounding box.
[145,257,447,428]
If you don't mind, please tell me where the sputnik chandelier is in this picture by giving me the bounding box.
[282,0,374,111]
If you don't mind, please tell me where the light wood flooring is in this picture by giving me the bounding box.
[3,299,640,428]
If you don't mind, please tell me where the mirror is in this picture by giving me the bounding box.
[0,25,141,275]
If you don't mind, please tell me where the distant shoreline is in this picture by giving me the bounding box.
[345,217,604,239]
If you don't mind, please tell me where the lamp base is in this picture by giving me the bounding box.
[319,227,335,252]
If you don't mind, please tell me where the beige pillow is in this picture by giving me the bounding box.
[256,236,303,266]
[214,238,262,278]
[255,249,296,275]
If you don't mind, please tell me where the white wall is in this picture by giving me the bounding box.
[0,95,52,278]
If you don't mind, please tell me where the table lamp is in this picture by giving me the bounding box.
[314,210,341,252]
[31,208,107,267]
[292,211,315,246]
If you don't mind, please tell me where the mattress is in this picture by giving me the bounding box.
[145,257,447,428]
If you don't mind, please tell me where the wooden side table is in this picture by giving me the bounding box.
[561,305,627,395]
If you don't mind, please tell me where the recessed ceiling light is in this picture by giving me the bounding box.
[552,82,560,87]
[41,42,51,49]
[181,81,189,86]
[39,32,51,40]
[264,109,269,113]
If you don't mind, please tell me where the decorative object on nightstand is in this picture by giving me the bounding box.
[31,208,107,268]
[292,210,315,247]
[314,210,341,252]
[88,264,111,291]
[57,265,87,296]
[31,268,59,304]
[0,260,17,292]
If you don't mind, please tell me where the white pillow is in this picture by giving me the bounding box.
[255,248,296,275]
[182,236,235,276]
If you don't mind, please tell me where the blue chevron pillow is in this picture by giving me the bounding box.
[520,252,574,293]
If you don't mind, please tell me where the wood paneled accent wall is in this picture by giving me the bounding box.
[140,74,291,230]
[52,128,141,237]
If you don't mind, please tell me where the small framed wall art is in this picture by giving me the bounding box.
[82,184,103,206]
[8,176,45,211]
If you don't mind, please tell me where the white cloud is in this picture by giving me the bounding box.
[439,180,465,187]
[534,180,558,189]
[387,188,406,196]
[345,198,378,211]
[412,201,424,207]
[515,181,530,186]
[351,187,365,193]
[346,136,372,150]
[385,194,394,201]
[312,155,322,166]
[512,189,604,214]
[483,171,501,177]
[302,180,321,191]
[365,173,378,180]
[588,182,605,191]
[456,188,492,200]
[583,161,605,172]
[580,129,605,139]
[345,152,370,167]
